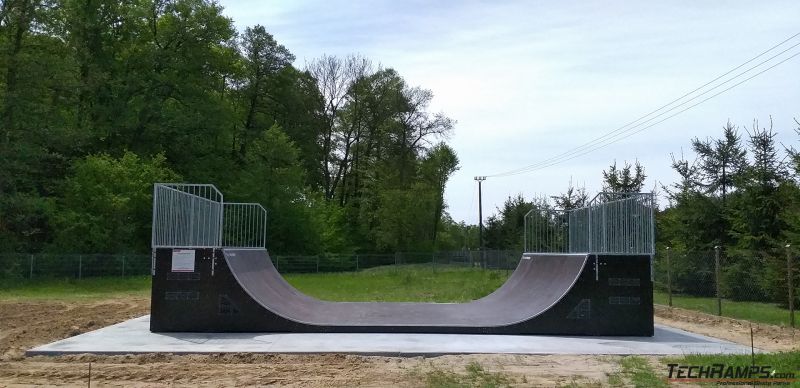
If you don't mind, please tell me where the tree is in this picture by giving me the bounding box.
[602,160,646,193]
[236,25,295,157]
[52,152,180,253]
[691,121,747,205]
[784,118,800,177]
[484,195,534,251]
[228,125,318,254]
[552,179,588,210]
[729,118,788,252]
[419,143,460,249]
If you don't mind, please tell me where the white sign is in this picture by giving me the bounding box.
[171,249,196,272]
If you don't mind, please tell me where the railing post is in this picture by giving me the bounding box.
[666,247,673,307]
[787,244,794,328]
[714,246,722,316]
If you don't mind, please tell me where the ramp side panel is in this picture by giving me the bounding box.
[150,249,653,335]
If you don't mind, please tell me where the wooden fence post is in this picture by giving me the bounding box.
[787,244,794,328]
[714,246,722,316]
[666,247,673,307]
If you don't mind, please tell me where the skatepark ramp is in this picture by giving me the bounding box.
[149,183,654,336]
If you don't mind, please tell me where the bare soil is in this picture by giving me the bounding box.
[0,298,794,387]
[654,305,799,352]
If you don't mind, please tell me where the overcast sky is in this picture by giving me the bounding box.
[218,1,800,224]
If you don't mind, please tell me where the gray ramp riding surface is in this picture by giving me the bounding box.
[224,249,587,327]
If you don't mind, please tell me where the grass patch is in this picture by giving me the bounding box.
[0,264,507,303]
[419,361,514,388]
[0,276,151,300]
[606,356,666,388]
[285,264,510,302]
[654,291,794,326]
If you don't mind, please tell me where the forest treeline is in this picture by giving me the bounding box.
[0,0,466,254]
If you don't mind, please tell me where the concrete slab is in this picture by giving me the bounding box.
[28,315,756,356]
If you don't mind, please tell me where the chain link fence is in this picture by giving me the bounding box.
[654,245,799,327]
[0,250,522,280]
[272,250,520,274]
[0,253,152,280]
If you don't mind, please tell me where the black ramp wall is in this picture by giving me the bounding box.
[150,249,653,335]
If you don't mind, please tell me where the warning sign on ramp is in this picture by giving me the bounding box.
[171,249,196,272]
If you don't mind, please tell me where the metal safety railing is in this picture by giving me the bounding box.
[588,192,654,255]
[222,203,267,249]
[524,192,654,255]
[151,184,268,250]
[151,184,224,248]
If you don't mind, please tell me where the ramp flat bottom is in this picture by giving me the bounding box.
[27,316,755,356]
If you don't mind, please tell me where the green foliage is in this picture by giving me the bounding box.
[660,118,800,306]
[602,160,646,193]
[0,2,460,254]
[485,195,536,251]
[52,152,179,253]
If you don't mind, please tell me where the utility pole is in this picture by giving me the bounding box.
[475,176,486,267]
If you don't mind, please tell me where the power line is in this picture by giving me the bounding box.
[486,31,800,178]
[499,49,800,175]
[491,41,800,177]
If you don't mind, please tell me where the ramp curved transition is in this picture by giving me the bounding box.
[224,249,586,327]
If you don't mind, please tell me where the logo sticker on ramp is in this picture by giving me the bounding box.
[171,249,196,272]
[567,299,591,320]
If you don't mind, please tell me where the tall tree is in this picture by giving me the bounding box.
[419,143,459,248]
[236,24,294,157]
[602,160,646,193]
[552,179,588,210]
[691,121,747,205]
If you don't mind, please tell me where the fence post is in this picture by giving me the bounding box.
[667,247,672,307]
[316,255,319,273]
[787,244,794,328]
[666,247,673,307]
[355,254,359,271]
[29,254,34,279]
[78,255,82,280]
[122,255,126,277]
[714,246,722,316]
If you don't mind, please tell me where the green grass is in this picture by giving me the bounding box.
[0,265,508,303]
[0,276,151,300]
[613,356,667,388]
[662,351,800,386]
[654,290,794,326]
[417,361,514,388]
[285,264,510,302]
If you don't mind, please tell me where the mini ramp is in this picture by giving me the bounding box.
[149,184,655,336]
[150,248,653,336]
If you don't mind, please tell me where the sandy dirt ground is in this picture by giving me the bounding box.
[655,305,799,352]
[0,298,796,387]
